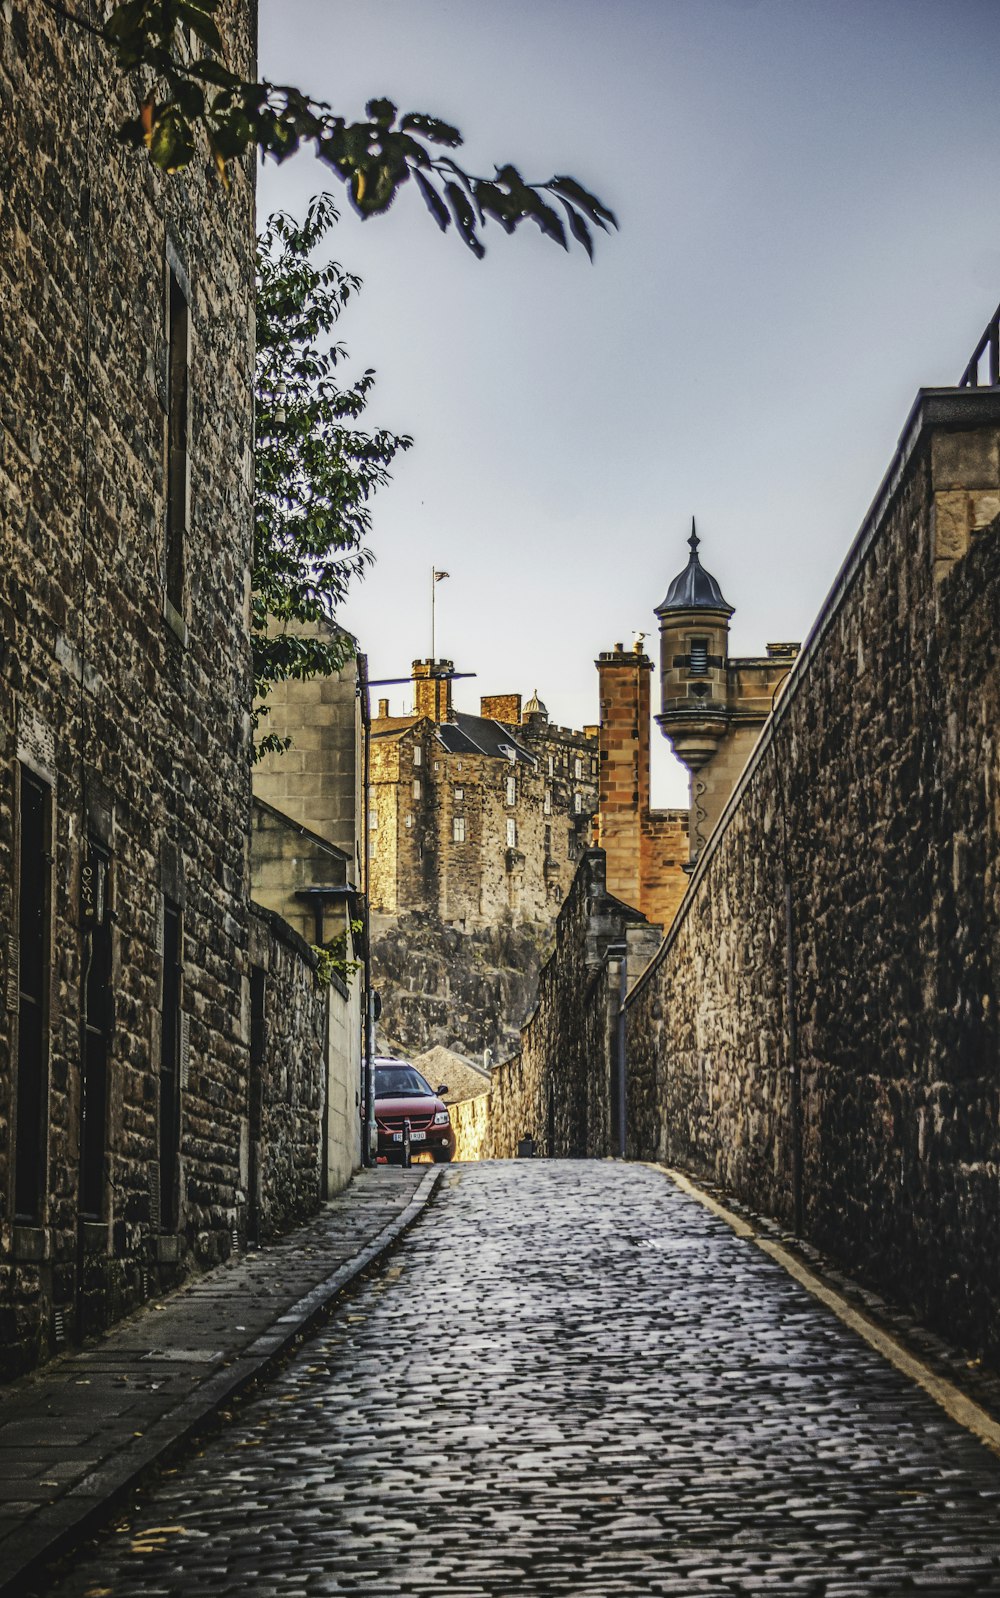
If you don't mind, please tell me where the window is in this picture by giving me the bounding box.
[413,745,422,767]
[453,816,466,843]
[506,775,516,806]
[80,836,112,1218]
[689,637,709,675]
[547,754,554,777]
[14,765,51,1221]
[544,825,552,856]
[369,808,378,830]
[159,899,183,1231]
[433,760,440,772]
[573,792,583,814]
[454,786,464,801]
[544,789,552,815]
[506,819,517,850]
[405,813,414,829]
[165,266,189,613]
[413,777,422,800]
[368,839,377,859]
[574,757,582,780]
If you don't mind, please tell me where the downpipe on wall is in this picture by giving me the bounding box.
[785,873,803,1235]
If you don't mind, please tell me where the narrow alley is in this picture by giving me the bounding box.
[37,1162,1000,1598]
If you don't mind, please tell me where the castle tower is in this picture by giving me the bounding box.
[412,659,454,722]
[654,519,734,774]
[655,520,798,861]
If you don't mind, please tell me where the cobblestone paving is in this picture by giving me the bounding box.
[44,1162,1000,1596]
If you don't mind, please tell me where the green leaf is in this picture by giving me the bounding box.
[365,98,397,126]
[148,108,195,171]
[400,112,463,148]
[103,1,151,44]
[556,199,594,261]
[413,170,450,233]
[444,180,484,258]
[547,176,618,231]
[177,1,223,52]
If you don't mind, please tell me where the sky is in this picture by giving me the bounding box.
[258,0,1000,805]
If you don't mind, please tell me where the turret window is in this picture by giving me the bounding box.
[689,638,709,675]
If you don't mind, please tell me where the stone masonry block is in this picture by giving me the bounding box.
[933,493,971,562]
[931,428,1000,491]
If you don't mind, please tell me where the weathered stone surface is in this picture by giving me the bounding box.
[371,910,550,1062]
[626,396,1000,1365]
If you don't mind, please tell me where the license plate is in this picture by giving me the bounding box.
[410,1130,426,1142]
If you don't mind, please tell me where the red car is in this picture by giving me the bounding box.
[374,1059,456,1164]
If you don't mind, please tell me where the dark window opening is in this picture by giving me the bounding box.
[15,766,51,1222]
[159,899,182,1231]
[689,637,709,675]
[80,837,112,1218]
[248,965,265,1246]
[166,269,189,611]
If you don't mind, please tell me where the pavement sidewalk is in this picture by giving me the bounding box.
[0,1164,441,1597]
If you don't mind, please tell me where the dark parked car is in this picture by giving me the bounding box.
[374,1059,456,1164]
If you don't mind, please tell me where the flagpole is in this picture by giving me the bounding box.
[431,564,436,662]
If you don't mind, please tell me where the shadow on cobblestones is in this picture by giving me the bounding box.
[40,1162,1000,1597]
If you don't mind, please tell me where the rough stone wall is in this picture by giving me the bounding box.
[372,911,550,1062]
[450,1091,491,1161]
[626,391,1000,1363]
[248,909,327,1238]
[485,852,658,1160]
[0,4,256,1375]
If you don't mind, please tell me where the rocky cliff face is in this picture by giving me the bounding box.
[371,912,552,1063]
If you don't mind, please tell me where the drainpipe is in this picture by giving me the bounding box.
[607,940,628,1158]
[785,874,803,1235]
[357,653,376,1167]
[770,675,803,1235]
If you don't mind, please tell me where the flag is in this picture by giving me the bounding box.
[433,569,449,581]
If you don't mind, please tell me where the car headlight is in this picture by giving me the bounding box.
[433,1110,450,1125]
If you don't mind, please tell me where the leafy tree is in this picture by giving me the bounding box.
[46,0,617,258]
[253,193,409,759]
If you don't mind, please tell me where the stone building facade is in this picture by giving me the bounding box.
[367,661,599,1059]
[369,660,599,928]
[0,6,358,1379]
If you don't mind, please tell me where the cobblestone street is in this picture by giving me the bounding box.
[42,1163,1000,1597]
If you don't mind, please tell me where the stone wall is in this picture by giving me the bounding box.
[372,911,551,1062]
[0,4,256,1375]
[479,852,660,1160]
[248,907,359,1234]
[450,1092,491,1162]
[626,389,1000,1363]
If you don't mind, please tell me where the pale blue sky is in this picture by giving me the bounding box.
[259,0,1000,804]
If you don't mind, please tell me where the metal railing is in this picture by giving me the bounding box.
[959,302,1000,387]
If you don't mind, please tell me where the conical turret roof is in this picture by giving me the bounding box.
[655,519,734,616]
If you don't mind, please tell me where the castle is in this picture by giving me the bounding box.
[369,661,599,927]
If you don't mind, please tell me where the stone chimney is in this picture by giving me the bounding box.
[377,697,389,719]
[412,659,454,722]
[594,641,652,911]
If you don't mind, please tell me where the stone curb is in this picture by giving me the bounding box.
[5,1165,444,1598]
[647,1162,1000,1460]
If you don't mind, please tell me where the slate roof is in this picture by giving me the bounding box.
[655,521,734,617]
[434,712,536,766]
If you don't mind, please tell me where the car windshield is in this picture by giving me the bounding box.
[374,1066,433,1098]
